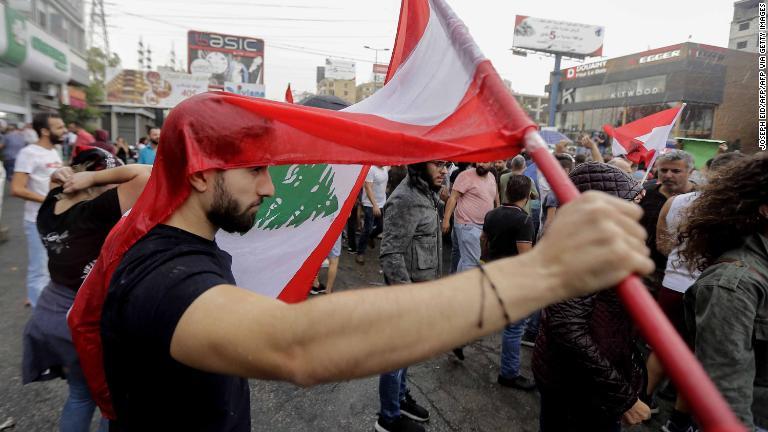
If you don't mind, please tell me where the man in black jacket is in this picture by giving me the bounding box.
[532,162,650,432]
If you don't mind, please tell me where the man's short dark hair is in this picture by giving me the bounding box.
[505,174,532,203]
[555,153,575,172]
[32,113,62,138]
[575,154,587,165]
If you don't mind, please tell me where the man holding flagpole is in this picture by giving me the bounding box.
[96,131,652,431]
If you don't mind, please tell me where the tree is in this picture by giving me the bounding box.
[255,164,339,230]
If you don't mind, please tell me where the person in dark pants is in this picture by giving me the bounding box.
[356,165,388,264]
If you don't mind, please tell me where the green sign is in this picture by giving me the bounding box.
[677,138,725,169]
[31,36,67,71]
[1,5,27,66]
[255,164,339,230]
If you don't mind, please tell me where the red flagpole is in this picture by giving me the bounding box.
[523,130,745,432]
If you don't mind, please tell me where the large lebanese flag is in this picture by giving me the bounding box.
[603,104,685,166]
[68,0,536,418]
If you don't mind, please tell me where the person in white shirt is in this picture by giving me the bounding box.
[356,165,388,265]
[11,113,64,307]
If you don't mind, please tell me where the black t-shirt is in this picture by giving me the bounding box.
[101,224,250,432]
[37,187,122,291]
[482,205,534,261]
[639,183,670,270]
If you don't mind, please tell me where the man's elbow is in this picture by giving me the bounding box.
[280,346,325,388]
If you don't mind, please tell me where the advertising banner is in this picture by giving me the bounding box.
[372,63,388,83]
[224,82,265,98]
[188,30,264,92]
[513,15,604,57]
[325,58,355,80]
[105,69,209,108]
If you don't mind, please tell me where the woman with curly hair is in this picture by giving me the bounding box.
[679,151,768,432]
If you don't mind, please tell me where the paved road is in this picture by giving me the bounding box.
[0,184,667,431]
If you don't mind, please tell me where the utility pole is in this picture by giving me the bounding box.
[88,0,111,80]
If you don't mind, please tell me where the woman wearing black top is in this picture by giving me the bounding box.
[22,147,150,432]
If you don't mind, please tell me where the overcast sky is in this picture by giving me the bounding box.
[102,0,735,100]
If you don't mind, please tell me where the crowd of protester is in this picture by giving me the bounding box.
[1,114,765,432]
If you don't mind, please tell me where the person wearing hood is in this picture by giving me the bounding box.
[375,161,448,432]
[532,162,650,432]
[91,129,116,155]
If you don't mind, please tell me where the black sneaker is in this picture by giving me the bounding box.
[400,392,429,422]
[309,283,326,296]
[375,415,425,432]
[497,374,536,391]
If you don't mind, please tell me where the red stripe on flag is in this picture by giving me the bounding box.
[386,0,430,82]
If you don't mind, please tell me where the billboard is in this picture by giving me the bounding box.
[513,16,604,57]
[325,58,355,80]
[188,30,264,95]
[372,63,388,83]
[105,69,210,108]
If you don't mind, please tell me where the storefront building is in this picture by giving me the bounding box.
[551,42,758,153]
[0,1,89,123]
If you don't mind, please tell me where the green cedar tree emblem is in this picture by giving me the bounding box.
[255,164,339,230]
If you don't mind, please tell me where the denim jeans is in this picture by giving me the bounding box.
[24,220,49,307]
[500,319,525,378]
[61,372,108,432]
[357,205,383,258]
[450,226,460,274]
[346,201,359,252]
[455,223,482,272]
[525,309,541,338]
[379,368,408,421]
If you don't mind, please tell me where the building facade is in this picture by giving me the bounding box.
[0,0,90,123]
[317,78,356,105]
[513,92,548,126]
[551,42,758,153]
[729,0,759,53]
[355,81,382,103]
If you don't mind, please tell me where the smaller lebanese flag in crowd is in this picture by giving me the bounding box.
[285,83,294,104]
[604,104,685,166]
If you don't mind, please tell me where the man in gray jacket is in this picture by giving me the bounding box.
[376,161,448,432]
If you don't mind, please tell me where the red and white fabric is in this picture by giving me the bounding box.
[68,0,536,418]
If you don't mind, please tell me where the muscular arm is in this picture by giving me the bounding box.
[170,192,653,387]
[64,165,152,213]
[11,172,46,203]
[441,189,461,233]
[363,182,378,209]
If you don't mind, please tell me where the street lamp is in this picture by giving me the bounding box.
[363,45,390,65]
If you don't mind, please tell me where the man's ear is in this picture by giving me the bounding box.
[189,170,216,193]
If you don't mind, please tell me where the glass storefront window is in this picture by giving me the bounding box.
[572,75,666,103]
[679,104,714,138]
